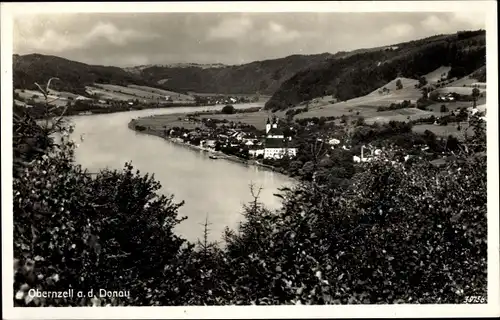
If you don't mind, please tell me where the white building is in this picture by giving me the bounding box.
[353,145,382,163]
[75,95,92,101]
[246,117,298,159]
[263,117,297,159]
[249,147,265,157]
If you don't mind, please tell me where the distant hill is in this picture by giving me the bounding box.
[13,30,486,104]
[265,30,486,111]
[135,53,337,95]
[13,54,153,96]
[125,63,228,74]
[13,52,338,97]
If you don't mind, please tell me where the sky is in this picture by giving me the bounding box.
[13,12,485,67]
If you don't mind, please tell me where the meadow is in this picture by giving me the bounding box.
[131,114,201,131]
[14,89,69,107]
[128,85,194,101]
[412,121,474,139]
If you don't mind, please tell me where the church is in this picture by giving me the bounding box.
[248,116,298,159]
[262,117,297,159]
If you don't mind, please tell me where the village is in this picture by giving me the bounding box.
[159,115,300,161]
[131,92,487,177]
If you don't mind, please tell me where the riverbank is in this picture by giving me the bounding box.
[19,102,219,120]
[127,119,286,175]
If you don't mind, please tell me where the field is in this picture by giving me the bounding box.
[129,85,194,101]
[46,89,79,99]
[89,83,196,103]
[366,77,419,96]
[431,86,487,95]
[425,98,486,113]
[132,114,201,131]
[293,77,423,120]
[133,108,272,131]
[14,89,69,107]
[85,86,137,101]
[423,66,451,83]
[364,108,438,125]
[412,121,474,139]
[190,92,271,103]
[290,70,488,129]
[199,111,272,130]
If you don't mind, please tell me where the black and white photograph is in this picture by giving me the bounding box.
[2,1,499,319]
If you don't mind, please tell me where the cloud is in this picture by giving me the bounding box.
[261,22,302,45]
[12,12,488,66]
[382,23,415,39]
[14,19,160,53]
[452,12,486,29]
[206,17,253,40]
[421,13,485,33]
[421,15,450,32]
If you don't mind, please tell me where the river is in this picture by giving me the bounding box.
[66,103,295,243]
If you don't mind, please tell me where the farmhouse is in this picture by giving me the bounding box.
[75,95,92,101]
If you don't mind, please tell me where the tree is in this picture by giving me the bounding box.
[418,76,428,87]
[13,79,191,307]
[355,117,366,126]
[440,104,449,113]
[429,90,440,101]
[221,143,486,304]
[471,88,480,108]
[396,79,403,90]
[221,105,235,114]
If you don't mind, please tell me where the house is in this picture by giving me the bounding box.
[249,145,265,157]
[353,145,380,163]
[230,131,246,141]
[75,95,92,101]
[201,139,217,149]
[328,138,341,146]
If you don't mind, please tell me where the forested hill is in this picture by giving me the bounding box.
[264,30,486,111]
[13,54,153,96]
[13,52,336,96]
[133,53,336,94]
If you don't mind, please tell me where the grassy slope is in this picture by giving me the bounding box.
[265,30,486,111]
[422,66,452,83]
[13,54,150,95]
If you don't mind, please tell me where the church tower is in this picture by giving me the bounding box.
[272,115,278,129]
[266,118,271,134]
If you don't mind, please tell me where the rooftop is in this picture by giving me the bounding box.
[267,127,284,136]
[265,138,297,149]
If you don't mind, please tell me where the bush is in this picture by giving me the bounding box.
[221,147,486,304]
[221,105,235,114]
[396,79,403,90]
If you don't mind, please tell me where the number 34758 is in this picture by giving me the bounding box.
[464,296,487,304]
